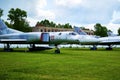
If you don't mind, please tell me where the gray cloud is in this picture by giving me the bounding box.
[52,0,120,24]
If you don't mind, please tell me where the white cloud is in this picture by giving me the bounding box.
[110,11,120,24]
[36,9,55,20]
[26,0,56,26]
[54,0,120,24]
[27,17,38,26]
[107,23,120,34]
[55,0,82,8]
[81,0,117,9]
[32,0,56,21]
[36,0,47,8]
[1,0,120,31]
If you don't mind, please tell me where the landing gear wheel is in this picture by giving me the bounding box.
[55,44,60,54]
[55,49,60,53]
[106,45,113,50]
[90,45,97,50]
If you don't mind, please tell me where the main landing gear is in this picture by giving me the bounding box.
[29,44,52,51]
[55,44,60,53]
[106,45,113,50]
[90,45,97,50]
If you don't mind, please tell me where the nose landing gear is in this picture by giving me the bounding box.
[106,45,113,50]
[90,45,97,50]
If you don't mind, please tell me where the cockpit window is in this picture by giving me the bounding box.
[58,33,62,35]
[69,32,77,35]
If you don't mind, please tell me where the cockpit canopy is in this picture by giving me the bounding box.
[58,32,78,36]
[69,32,77,35]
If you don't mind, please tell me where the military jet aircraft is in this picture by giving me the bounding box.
[74,26,120,50]
[0,19,80,52]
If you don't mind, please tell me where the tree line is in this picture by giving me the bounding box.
[37,19,72,29]
[0,8,120,36]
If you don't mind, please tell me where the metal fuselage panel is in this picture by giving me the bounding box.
[0,32,80,45]
[78,35,100,45]
[0,32,49,44]
[49,32,80,44]
[99,36,120,45]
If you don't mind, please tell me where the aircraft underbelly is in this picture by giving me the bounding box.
[50,39,79,44]
[80,40,99,45]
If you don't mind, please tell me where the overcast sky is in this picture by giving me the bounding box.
[0,0,120,33]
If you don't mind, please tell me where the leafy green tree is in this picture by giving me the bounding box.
[94,23,108,37]
[94,23,102,36]
[0,8,3,18]
[80,27,85,29]
[50,21,56,27]
[64,23,72,28]
[5,21,13,28]
[108,30,112,33]
[56,24,62,28]
[7,8,31,32]
[38,19,72,29]
[101,26,107,37]
[39,19,50,27]
[118,28,120,35]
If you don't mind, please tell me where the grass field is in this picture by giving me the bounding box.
[0,48,120,80]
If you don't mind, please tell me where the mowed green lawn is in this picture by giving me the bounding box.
[0,48,120,80]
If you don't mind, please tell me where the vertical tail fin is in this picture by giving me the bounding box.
[0,19,23,35]
[107,31,113,36]
[0,19,7,29]
[0,19,8,35]
[107,31,117,37]
[74,26,87,35]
